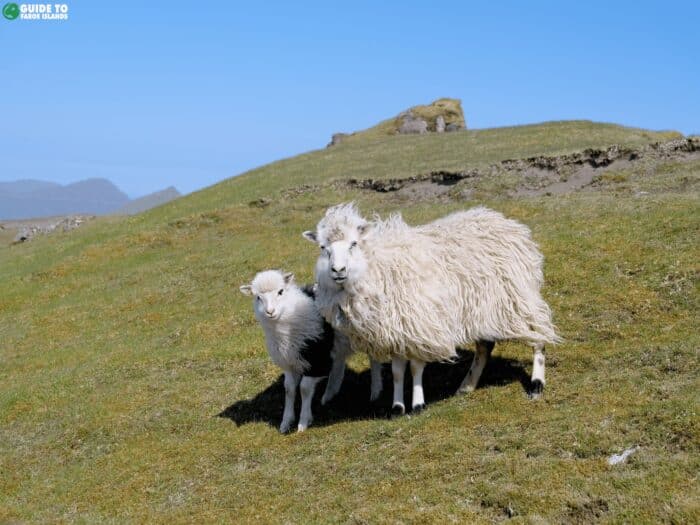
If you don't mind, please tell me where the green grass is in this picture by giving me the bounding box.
[1,121,698,523]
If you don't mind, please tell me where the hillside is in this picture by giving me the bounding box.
[0,121,698,523]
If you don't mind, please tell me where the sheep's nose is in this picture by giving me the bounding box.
[332,266,346,274]
[265,309,274,317]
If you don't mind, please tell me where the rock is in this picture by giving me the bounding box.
[249,198,271,208]
[607,446,639,466]
[10,215,94,244]
[446,122,464,132]
[327,133,349,147]
[398,112,428,134]
[436,115,445,133]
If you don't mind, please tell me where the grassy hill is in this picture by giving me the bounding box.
[1,121,698,523]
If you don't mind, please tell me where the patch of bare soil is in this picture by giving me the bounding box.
[343,137,700,199]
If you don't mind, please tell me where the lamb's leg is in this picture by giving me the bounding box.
[298,376,322,431]
[369,358,383,402]
[391,357,407,416]
[457,340,494,394]
[529,343,545,400]
[410,359,426,412]
[321,357,345,405]
[280,371,300,433]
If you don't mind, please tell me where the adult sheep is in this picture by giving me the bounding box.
[303,203,561,415]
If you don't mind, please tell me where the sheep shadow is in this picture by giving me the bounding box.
[218,349,532,430]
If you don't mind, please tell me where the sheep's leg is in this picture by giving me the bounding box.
[529,343,545,400]
[280,371,300,433]
[321,357,345,405]
[410,359,426,412]
[391,357,408,416]
[457,340,494,394]
[369,358,383,402]
[298,376,322,432]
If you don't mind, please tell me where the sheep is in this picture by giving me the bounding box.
[240,270,353,432]
[303,203,561,415]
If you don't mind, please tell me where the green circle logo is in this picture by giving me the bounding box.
[3,3,20,20]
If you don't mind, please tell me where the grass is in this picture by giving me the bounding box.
[0,121,698,523]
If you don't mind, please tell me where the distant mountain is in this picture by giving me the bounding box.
[0,179,181,220]
[114,186,181,215]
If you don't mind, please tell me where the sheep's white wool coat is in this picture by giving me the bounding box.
[314,205,561,363]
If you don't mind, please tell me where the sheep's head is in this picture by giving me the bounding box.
[303,203,371,290]
[240,270,295,322]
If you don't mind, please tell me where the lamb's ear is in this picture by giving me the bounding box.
[357,223,372,237]
[239,284,253,296]
[283,272,294,284]
[302,230,317,243]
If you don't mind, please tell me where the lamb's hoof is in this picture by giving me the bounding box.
[529,379,544,400]
[412,403,426,414]
[297,423,309,432]
[390,403,405,418]
[279,424,293,434]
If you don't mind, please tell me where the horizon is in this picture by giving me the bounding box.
[1,1,698,197]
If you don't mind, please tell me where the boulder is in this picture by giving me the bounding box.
[436,115,446,133]
[398,112,428,134]
[327,132,349,147]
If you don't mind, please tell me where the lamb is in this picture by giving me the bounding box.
[303,203,561,415]
[240,270,352,432]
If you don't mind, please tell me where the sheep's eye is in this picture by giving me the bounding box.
[350,241,358,249]
[278,289,283,296]
[256,295,261,301]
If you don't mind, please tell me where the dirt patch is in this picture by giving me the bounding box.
[342,137,700,199]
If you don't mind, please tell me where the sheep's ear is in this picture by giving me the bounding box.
[358,223,372,237]
[302,230,317,243]
[239,284,253,296]
[283,272,294,284]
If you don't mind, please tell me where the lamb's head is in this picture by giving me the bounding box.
[240,270,296,322]
[303,202,371,290]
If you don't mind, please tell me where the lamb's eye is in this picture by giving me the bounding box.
[278,289,283,296]
[350,241,358,249]
[256,295,261,301]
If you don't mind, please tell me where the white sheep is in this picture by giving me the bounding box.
[240,270,352,432]
[303,203,561,415]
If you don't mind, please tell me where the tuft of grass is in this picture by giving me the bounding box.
[0,121,697,523]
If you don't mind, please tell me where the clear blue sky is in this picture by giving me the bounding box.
[1,1,698,197]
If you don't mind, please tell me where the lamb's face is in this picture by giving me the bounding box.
[304,223,370,291]
[240,270,295,322]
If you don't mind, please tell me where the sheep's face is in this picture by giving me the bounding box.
[240,270,295,322]
[304,223,370,290]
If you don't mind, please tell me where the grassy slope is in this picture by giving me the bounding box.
[1,121,698,523]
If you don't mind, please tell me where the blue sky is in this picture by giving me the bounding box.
[1,1,698,197]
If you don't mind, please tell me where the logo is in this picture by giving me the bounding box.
[2,3,69,21]
[2,3,20,19]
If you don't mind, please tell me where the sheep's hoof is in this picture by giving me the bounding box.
[412,403,426,414]
[390,403,405,418]
[529,379,544,400]
[297,423,309,432]
[279,421,294,434]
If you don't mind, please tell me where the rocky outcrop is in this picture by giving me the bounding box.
[11,215,94,244]
[327,97,467,146]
